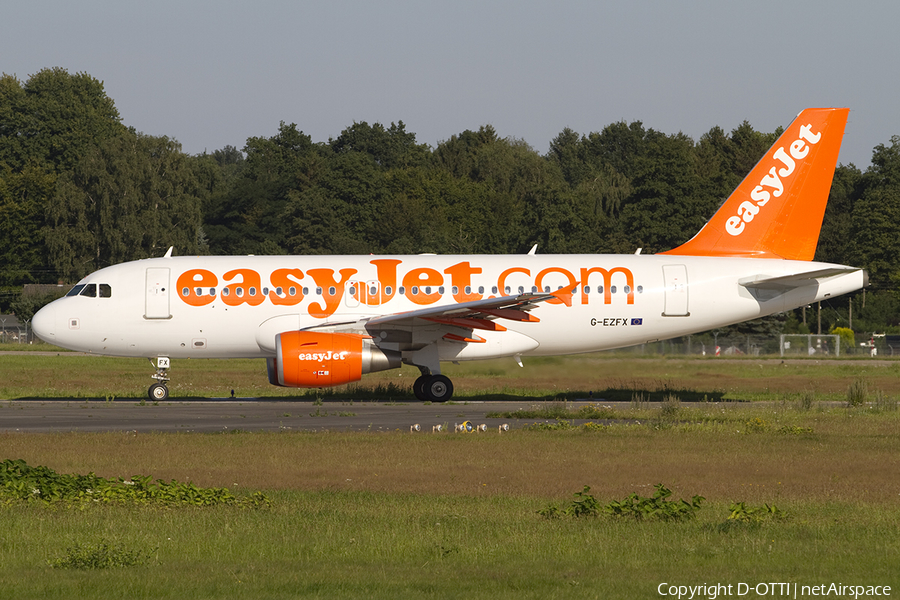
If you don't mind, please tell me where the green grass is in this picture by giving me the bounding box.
[4,352,900,402]
[1,355,899,597]
[2,490,898,599]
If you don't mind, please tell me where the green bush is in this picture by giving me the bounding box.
[50,542,155,570]
[0,459,270,508]
[539,484,704,522]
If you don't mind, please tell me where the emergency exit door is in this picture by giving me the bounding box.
[662,264,689,317]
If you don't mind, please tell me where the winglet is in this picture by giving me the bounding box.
[661,108,849,260]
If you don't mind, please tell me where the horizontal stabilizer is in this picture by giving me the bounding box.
[740,268,863,291]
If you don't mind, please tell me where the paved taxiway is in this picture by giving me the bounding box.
[0,399,565,433]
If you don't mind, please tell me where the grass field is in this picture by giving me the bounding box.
[4,345,900,402]
[1,353,899,598]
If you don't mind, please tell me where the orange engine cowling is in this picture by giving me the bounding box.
[266,331,401,388]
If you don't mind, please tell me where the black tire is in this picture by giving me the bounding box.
[425,375,453,402]
[413,376,429,401]
[149,383,169,401]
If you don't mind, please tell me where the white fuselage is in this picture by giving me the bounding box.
[32,253,865,362]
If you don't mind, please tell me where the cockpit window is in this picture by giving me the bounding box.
[66,284,86,297]
[69,283,112,298]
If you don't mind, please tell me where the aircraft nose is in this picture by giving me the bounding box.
[32,302,57,343]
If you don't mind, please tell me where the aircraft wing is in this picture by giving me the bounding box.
[302,285,577,345]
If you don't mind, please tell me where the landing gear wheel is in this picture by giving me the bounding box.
[425,375,454,403]
[413,376,429,401]
[149,383,169,401]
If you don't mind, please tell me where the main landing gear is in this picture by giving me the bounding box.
[413,373,454,402]
[148,357,170,401]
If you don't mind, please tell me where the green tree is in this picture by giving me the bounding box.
[0,68,124,174]
[848,136,900,287]
[0,164,55,286]
[45,132,204,281]
[204,123,327,255]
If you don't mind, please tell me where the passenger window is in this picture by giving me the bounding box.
[478,286,484,294]
[637,286,643,293]
[611,286,617,294]
[385,286,393,295]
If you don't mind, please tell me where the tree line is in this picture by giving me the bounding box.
[2,68,899,333]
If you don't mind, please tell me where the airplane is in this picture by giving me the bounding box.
[32,108,866,402]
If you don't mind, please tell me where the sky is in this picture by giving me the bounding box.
[3,1,898,168]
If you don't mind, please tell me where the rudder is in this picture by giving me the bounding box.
[662,108,849,260]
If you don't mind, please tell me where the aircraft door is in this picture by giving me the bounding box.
[662,264,689,317]
[145,268,171,319]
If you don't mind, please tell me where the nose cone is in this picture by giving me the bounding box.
[32,302,57,343]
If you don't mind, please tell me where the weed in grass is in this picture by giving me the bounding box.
[631,391,647,409]
[776,425,814,435]
[872,390,898,412]
[655,393,682,425]
[50,541,156,569]
[540,483,704,522]
[726,501,784,524]
[744,417,769,433]
[847,379,868,407]
[797,390,815,411]
[523,419,575,431]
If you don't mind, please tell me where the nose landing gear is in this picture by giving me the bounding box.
[148,357,170,401]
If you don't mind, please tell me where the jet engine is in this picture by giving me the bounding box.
[266,331,401,387]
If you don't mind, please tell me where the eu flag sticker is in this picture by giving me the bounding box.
[630,318,643,326]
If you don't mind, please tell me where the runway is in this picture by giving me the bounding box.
[0,398,557,433]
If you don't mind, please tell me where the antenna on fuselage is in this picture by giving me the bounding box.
[163,247,173,258]
[528,244,537,256]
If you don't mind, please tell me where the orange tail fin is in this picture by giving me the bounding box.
[661,108,849,260]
